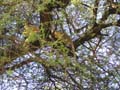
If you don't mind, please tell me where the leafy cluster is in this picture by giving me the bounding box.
[0,0,120,90]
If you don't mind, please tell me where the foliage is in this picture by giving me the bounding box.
[0,0,120,90]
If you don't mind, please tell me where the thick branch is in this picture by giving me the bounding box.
[93,0,100,21]
[74,20,120,48]
[101,1,120,21]
[0,56,50,74]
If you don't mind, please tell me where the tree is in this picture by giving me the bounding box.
[0,0,120,89]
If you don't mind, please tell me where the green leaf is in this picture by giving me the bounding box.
[6,69,13,76]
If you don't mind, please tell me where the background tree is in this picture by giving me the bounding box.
[0,0,120,89]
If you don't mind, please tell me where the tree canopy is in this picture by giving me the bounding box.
[0,0,120,89]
